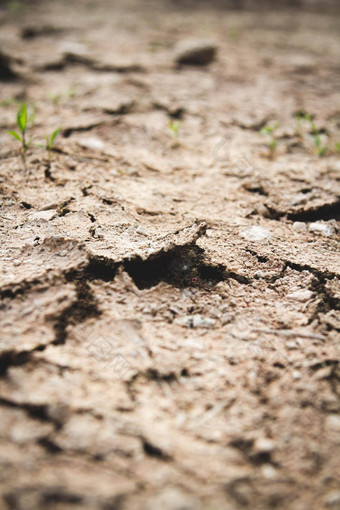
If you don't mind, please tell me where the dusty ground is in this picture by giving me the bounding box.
[0,0,340,509]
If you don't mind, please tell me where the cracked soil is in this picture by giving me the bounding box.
[0,0,339,509]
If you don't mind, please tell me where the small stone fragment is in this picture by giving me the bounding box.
[261,464,278,480]
[240,226,271,242]
[221,312,233,325]
[309,221,334,236]
[292,221,307,232]
[292,371,301,380]
[313,366,333,380]
[146,487,200,510]
[175,39,218,66]
[192,315,215,329]
[29,210,58,221]
[136,226,147,236]
[325,491,340,508]
[287,289,313,302]
[78,137,105,151]
[175,315,192,328]
[175,315,215,328]
[254,437,275,453]
[286,341,297,350]
[326,414,340,432]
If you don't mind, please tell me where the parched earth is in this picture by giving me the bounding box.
[0,1,340,509]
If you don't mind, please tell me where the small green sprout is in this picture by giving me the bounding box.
[309,119,327,157]
[260,121,280,136]
[6,0,25,13]
[67,85,77,99]
[48,92,61,105]
[294,112,328,157]
[260,121,279,158]
[46,128,60,151]
[37,127,60,159]
[227,28,240,41]
[169,119,181,139]
[8,104,34,168]
[294,112,312,141]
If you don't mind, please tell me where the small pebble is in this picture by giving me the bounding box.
[325,491,340,508]
[287,289,313,302]
[221,312,233,325]
[326,414,340,432]
[220,304,230,313]
[292,221,307,232]
[254,437,275,453]
[146,487,199,510]
[286,341,297,350]
[136,226,147,236]
[41,202,58,211]
[78,137,105,151]
[261,464,277,480]
[309,221,334,236]
[292,370,301,380]
[29,210,57,221]
[314,367,333,380]
[175,39,218,66]
[175,316,192,328]
[240,226,271,242]
[192,315,215,329]
[150,303,158,316]
[65,157,77,170]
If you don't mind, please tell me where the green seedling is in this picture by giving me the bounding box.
[294,112,312,141]
[169,119,181,139]
[227,27,240,41]
[36,127,60,159]
[309,119,327,157]
[48,92,61,105]
[260,121,279,158]
[8,104,34,168]
[294,112,328,157]
[48,86,76,105]
[6,0,25,13]
[67,85,77,99]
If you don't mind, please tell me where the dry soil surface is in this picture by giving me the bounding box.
[0,1,340,509]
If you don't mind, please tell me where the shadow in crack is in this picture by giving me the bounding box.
[124,245,225,290]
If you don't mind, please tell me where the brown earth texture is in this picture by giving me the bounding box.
[0,0,340,509]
